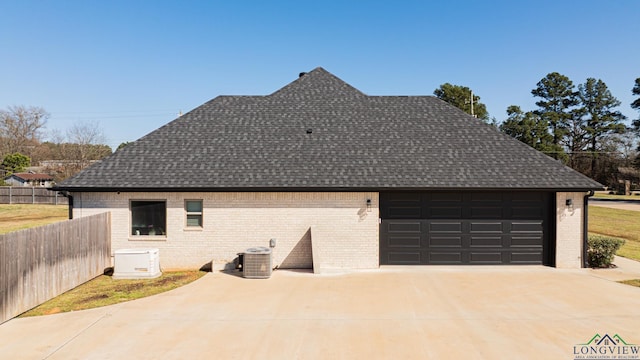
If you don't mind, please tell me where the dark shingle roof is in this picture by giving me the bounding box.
[55,67,602,191]
[10,173,53,181]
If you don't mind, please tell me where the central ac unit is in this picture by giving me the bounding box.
[243,247,272,279]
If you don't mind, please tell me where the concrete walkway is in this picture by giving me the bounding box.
[590,198,640,211]
[587,255,640,281]
[1,262,640,360]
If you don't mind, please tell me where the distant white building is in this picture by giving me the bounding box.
[4,172,54,187]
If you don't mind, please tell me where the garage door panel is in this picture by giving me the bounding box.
[511,206,544,218]
[470,236,503,247]
[509,236,543,247]
[387,252,421,264]
[469,252,502,264]
[388,206,422,218]
[429,236,462,247]
[387,221,422,233]
[470,221,503,233]
[429,222,462,233]
[470,193,502,202]
[430,193,462,202]
[380,192,550,265]
[511,221,543,233]
[470,207,503,219]
[388,193,421,202]
[427,207,462,218]
[388,236,422,248]
[512,192,544,202]
[429,252,463,264]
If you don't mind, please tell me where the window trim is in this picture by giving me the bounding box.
[184,199,203,229]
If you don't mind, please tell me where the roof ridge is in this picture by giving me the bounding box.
[268,67,366,98]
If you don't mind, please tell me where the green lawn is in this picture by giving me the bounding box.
[20,270,207,317]
[0,204,68,234]
[589,206,640,261]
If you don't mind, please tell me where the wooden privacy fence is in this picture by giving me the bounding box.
[0,212,111,324]
[0,187,69,205]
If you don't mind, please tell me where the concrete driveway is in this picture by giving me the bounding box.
[2,262,640,360]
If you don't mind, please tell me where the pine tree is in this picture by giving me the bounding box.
[500,105,562,157]
[434,83,489,121]
[577,78,626,178]
[531,72,578,161]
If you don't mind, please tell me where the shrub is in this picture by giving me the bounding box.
[587,235,625,268]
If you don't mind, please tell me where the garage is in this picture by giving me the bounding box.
[380,192,554,265]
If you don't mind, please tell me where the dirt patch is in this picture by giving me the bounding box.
[156,275,189,286]
[44,307,62,315]
[120,283,145,292]
[80,294,109,303]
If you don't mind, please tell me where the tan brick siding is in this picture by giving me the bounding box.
[555,192,585,268]
[71,192,379,270]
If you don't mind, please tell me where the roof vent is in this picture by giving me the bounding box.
[306,128,313,134]
[299,72,307,78]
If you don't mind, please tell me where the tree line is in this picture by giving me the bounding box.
[434,74,640,187]
[0,105,111,182]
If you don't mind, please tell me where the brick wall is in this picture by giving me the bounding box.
[555,192,585,268]
[72,192,379,270]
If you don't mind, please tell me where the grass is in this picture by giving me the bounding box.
[589,206,640,261]
[0,204,68,234]
[20,270,207,317]
[619,279,640,288]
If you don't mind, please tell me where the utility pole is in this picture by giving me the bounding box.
[470,90,475,118]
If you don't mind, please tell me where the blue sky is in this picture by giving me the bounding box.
[1,1,639,150]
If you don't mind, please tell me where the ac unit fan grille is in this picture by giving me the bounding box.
[243,247,272,279]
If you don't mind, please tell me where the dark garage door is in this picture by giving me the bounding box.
[380,192,552,265]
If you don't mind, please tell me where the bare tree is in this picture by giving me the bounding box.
[39,121,112,181]
[0,105,49,157]
[65,120,109,169]
[610,132,639,167]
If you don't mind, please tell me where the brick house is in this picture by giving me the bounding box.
[53,68,602,272]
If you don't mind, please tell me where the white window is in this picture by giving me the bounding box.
[185,200,203,227]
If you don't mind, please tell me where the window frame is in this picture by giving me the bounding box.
[184,199,203,229]
[129,199,167,239]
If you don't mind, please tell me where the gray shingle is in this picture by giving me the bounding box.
[54,67,603,191]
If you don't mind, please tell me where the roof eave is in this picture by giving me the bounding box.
[50,185,605,193]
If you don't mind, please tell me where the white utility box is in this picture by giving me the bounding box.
[113,248,161,279]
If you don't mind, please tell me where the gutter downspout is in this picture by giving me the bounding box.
[55,191,73,220]
[582,190,595,268]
